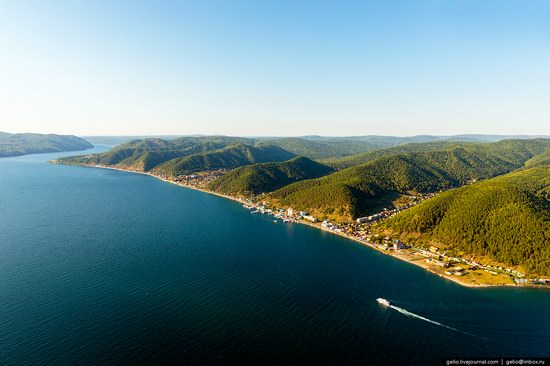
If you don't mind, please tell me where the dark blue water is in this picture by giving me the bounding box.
[1,148,549,365]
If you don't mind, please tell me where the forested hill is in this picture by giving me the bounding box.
[259,138,378,160]
[377,166,550,276]
[208,156,334,195]
[58,136,296,176]
[56,135,377,170]
[55,136,259,171]
[61,134,528,170]
[268,139,550,221]
[261,135,530,161]
[524,150,550,168]
[324,138,550,169]
[152,144,295,176]
[323,141,476,169]
[0,132,93,158]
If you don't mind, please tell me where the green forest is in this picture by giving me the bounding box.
[0,132,92,158]
[378,166,550,276]
[152,144,296,176]
[208,156,334,195]
[269,139,550,220]
[55,135,550,275]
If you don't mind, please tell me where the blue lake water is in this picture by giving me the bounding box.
[1,147,549,365]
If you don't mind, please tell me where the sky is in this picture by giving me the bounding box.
[0,0,549,137]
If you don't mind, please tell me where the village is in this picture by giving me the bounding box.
[157,170,550,288]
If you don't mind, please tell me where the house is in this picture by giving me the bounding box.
[393,240,406,250]
[431,259,449,268]
[356,213,383,223]
[302,215,317,223]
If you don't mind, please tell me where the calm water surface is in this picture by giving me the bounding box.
[1,147,549,365]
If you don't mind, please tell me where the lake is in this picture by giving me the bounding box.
[1,147,549,365]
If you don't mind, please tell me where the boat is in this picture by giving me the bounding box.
[376,298,391,306]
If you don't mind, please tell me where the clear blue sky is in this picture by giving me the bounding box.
[1,0,549,136]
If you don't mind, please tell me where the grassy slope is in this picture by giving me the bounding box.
[377,166,550,275]
[208,156,334,195]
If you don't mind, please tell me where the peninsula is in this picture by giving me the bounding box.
[0,132,93,158]
[54,135,550,288]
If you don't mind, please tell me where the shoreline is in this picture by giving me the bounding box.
[57,162,545,289]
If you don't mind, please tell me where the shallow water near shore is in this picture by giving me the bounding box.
[1,147,549,365]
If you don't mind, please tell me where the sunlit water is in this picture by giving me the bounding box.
[1,147,549,365]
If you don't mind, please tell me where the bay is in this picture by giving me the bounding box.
[1,147,549,365]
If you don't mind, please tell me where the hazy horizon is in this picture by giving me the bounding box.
[1,0,549,136]
[4,131,550,139]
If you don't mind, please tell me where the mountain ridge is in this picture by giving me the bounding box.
[0,132,93,158]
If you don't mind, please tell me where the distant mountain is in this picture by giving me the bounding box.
[324,138,550,169]
[301,134,548,145]
[323,141,473,169]
[56,136,257,171]
[209,156,334,195]
[73,134,549,163]
[83,135,186,146]
[269,139,550,221]
[378,166,550,276]
[152,144,296,176]
[260,137,378,160]
[57,135,385,172]
[0,132,93,158]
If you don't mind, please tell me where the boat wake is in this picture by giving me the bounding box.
[388,304,458,331]
[384,301,487,340]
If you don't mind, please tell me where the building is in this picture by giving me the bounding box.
[302,215,317,223]
[356,213,383,224]
[393,240,406,250]
[426,259,449,268]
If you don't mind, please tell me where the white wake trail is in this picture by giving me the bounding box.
[388,304,458,331]
[385,303,488,340]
